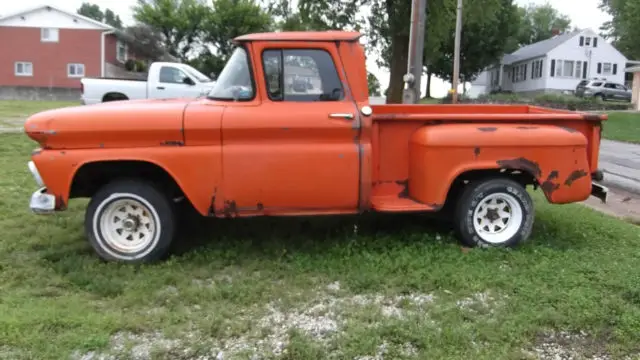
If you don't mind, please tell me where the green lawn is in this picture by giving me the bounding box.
[0,100,79,121]
[603,112,640,144]
[2,133,640,359]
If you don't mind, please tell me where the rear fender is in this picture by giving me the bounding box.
[408,123,592,206]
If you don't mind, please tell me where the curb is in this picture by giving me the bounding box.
[599,171,640,196]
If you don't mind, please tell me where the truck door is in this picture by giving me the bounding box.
[220,44,361,214]
[149,65,199,99]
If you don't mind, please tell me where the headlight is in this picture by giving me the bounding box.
[28,161,44,187]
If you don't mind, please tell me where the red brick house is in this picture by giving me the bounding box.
[0,5,150,100]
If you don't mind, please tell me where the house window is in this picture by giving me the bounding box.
[554,59,582,78]
[41,28,59,42]
[117,40,127,63]
[15,62,33,76]
[531,60,543,79]
[602,62,612,75]
[585,37,591,46]
[67,63,85,78]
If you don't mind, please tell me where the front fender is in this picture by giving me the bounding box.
[408,123,592,206]
[31,146,221,215]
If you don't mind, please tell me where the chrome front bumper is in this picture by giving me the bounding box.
[30,187,56,214]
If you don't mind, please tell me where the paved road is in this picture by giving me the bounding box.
[599,139,640,194]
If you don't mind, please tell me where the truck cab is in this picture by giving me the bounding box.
[24,31,608,263]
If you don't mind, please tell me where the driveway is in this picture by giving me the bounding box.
[599,139,640,195]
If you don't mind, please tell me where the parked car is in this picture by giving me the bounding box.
[575,79,631,102]
[80,62,216,105]
[24,30,608,263]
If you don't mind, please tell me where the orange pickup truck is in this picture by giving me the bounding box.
[24,31,608,263]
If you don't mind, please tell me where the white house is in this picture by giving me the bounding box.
[470,29,632,97]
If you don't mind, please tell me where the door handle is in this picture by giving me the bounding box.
[157,86,165,90]
[329,113,354,120]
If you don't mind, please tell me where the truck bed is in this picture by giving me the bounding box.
[368,104,606,212]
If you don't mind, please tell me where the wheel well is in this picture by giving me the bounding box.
[102,92,128,102]
[442,168,537,210]
[70,161,184,200]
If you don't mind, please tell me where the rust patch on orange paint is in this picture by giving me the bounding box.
[474,147,481,157]
[564,170,588,186]
[516,126,538,130]
[540,170,560,196]
[478,127,497,132]
[223,200,238,218]
[497,157,542,178]
[396,179,409,198]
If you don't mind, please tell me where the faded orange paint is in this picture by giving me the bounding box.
[23,31,607,217]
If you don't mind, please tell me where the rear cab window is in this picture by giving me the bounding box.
[262,49,344,102]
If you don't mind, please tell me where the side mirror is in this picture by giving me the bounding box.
[183,77,196,86]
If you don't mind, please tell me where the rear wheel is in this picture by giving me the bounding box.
[85,179,176,263]
[454,178,534,248]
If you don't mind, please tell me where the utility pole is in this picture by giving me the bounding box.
[451,0,463,103]
[402,0,427,104]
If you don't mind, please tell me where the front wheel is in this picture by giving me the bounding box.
[454,178,534,248]
[85,180,176,263]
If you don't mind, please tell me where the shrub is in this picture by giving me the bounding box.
[124,59,136,72]
[444,92,631,111]
[134,60,147,73]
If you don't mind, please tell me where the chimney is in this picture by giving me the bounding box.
[551,28,560,36]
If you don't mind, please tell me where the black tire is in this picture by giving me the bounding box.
[85,179,176,263]
[454,178,534,248]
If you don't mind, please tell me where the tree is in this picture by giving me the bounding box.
[133,0,210,61]
[119,25,168,61]
[266,0,363,31]
[514,3,571,47]
[77,2,103,21]
[367,0,518,103]
[368,72,382,96]
[104,9,124,29]
[599,0,640,59]
[429,0,520,84]
[77,2,123,29]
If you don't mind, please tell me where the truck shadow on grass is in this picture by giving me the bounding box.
[170,207,457,258]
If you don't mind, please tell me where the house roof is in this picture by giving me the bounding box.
[0,4,113,30]
[502,30,581,65]
[234,31,362,43]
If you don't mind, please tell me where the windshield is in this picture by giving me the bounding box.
[207,47,254,101]
[182,65,213,83]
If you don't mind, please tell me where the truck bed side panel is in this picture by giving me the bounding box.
[408,123,592,206]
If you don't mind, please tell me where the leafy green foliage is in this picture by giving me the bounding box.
[367,72,382,96]
[77,2,123,28]
[133,0,210,61]
[513,3,572,47]
[429,0,520,83]
[599,0,640,60]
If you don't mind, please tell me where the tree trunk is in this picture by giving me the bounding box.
[425,71,432,98]
[386,35,409,104]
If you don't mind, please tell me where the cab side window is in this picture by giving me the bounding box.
[159,66,187,84]
[262,49,344,102]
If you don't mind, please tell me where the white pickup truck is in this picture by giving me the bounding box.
[80,62,216,105]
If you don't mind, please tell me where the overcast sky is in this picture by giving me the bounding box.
[1,0,611,97]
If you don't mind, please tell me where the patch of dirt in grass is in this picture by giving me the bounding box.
[71,287,441,359]
[524,331,637,360]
